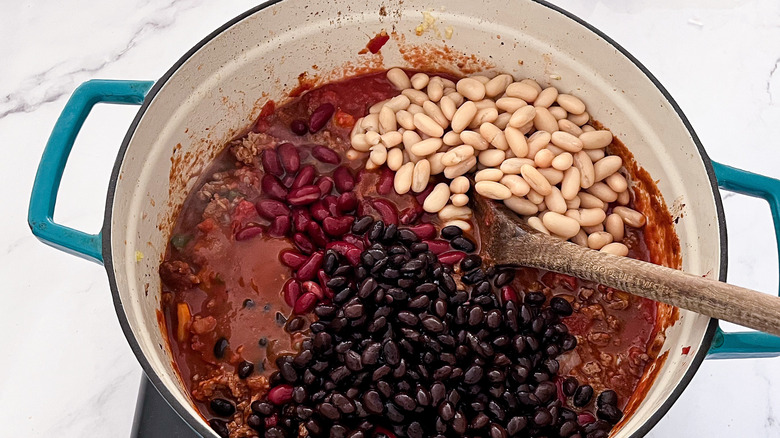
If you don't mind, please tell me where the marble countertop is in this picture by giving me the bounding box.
[2,0,780,436]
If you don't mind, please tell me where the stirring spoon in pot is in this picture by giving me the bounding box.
[473,196,780,337]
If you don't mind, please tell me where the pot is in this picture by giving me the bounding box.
[27,0,780,436]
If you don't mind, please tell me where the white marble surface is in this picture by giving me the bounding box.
[2,0,780,436]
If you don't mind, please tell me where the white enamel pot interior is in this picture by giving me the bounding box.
[104,0,723,436]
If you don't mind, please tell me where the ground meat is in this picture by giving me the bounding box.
[159,261,200,291]
[230,132,276,166]
[190,315,217,334]
[203,194,237,225]
[587,332,611,347]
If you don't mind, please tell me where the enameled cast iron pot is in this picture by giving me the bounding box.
[27,1,780,436]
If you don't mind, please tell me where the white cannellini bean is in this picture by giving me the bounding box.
[440,96,457,120]
[351,134,371,152]
[451,101,478,133]
[542,212,580,238]
[394,162,414,194]
[616,190,630,205]
[402,88,429,106]
[508,105,536,128]
[552,152,574,171]
[550,131,584,153]
[475,168,504,182]
[581,124,595,132]
[423,183,451,213]
[423,101,449,129]
[450,176,470,194]
[593,155,623,181]
[548,106,568,120]
[443,156,478,179]
[407,103,424,115]
[479,123,509,150]
[578,208,607,227]
[440,78,456,88]
[402,130,422,149]
[406,148,421,164]
[573,151,595,189]
[369,144,388,166]
[412,159,432,193]
[469,108,499,129]
[571,229,588,247]
[427,77,444,102]
[587,182,618,203]
[565,196,581,210]
[456,77,487,101]
[544,187,567,214]
[395,110,415,130]
[446,91,465,107]
[410,72,430,90]
[582,224,604,234]
[521,78,543,92]
[387,68,412,89]
[475,181,512,200]
[380,131,403,148]
[527,216,550,235]
[365,159,380,170]
[501,175,530,197]
[527,131,552,157]
[606,213,625,241]
[504,196,538,215]
[438,205,473,221]
[346,148,367,161]
[537,168,564,186]
[450,193,469,207]
[362,113,380,131]
[429,152,446,175]
[520,164,553,196]
[600,242,629,256]
[534,107,560,133]
[556,94,587,115]
[496,97,527,113]
[379,106,397,134]
[442,131,463,146]
[365,131,382,146]
[580,130,613,149]
[560,167,581,201]
[505,127,529,158]
[578,192,605,209]
[494,112,512,130]
[526,189,545,205]
[478,149,506,167]
[505,82,539,102]
[557,119,583,137]
[568,111,590,126]
[534,149,555,168]
[387,147,404,171]
[519,120,535,135]
[613,206,647,227]
[534,87,559,108]
[474,99,497,110]
[441,145,475,166]
[369,99,390,114]
[584,148,606,162]
[460,130,490,150]
[587,231,614,250]
[414,112,444,137]
[351,118,366,136]
[410,137,443,156]
[537,202,547,213]
[386,95,412,112]
[605,172,628,193]
[499,158,534,175]
[444,219,472,231]
[471,75,491,84]
[485,74,514,97]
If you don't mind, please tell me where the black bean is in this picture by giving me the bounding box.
[398,228,419,243]
[362,390,384,414]
[209,398,235,417]
[409,294,430,309]
[387,288,408,300]
[373,364,391,381]
[489,400,506,421]
[559,420,578,437]
[323,250,339,274]
[550,296,574,316]
[279,361,298,382]
[393,393,417,411]
[598,389,619,408]
[213,337,228,359]
[450,236,475,252]
[208,419,230,438]
[460,254,482,272]
[431,382,446,405]
[344,303,364,318]
[468,306,485,326]
[598,403,624,424]
[382,224,398,241]
[330,365,350,383]
[368,220,385,241]
[438,401,454,421]
[471,412,490,429]
[285,316,306,332]
[345,350,363,371]
[421,315,445,333]
[494,270,515,287]
[574,385,594,407]
[506,416,527,435]
[319,402,340,420]
[332,393,356,414]
[236,360,254,379]
[293,386,307,404]
[562,376,579,397]
[490,423,508,438]
[397,310,419,326]
[383,341,400,365]
[463,268,487,284]
[251,400,273,415]
[440,225,463,240]
[452,411,467,434]
[464,365,484,384]
[525,291,546,306]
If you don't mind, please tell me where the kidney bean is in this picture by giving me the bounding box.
[290,119,308,135]
[282,278,301,307]
[333,166,355,193]
[287,186,321,206]
[256,199,290,219]
[423,239,451,255]
[438,251,467,265]
[296,251,324,281]
[306,221,329,248]
[293,233,315,254]
[293,292,318,315]
[235,224,264,241]
[322,216,355,237]
[268,215,291,237]
[309,200,330,222]
[316,176,334,196]
[336,192,358,214]
[408,223,436,239]
[260,174,288,201]
[342,234,366,251]
[291,165,316,189]
[399,204,423,225]
[377,167,394,195]
[291,208,311,232]
[261,149,283,177]
[267,384,294,405]
[577,412,596,426]
[345,247,362,266]
[280,250,307,269]
[323,195,340,216]
[311,145,341,164]
[317,270,335,299]
[302,281,324,299]
[501,285,519,304]
[276,143,300,173]
[371,199,399,225]
[326,241,361,264]
[309,103,335,133]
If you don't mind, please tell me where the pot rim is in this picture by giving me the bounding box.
[102,1,724,436]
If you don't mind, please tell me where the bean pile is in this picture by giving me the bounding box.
[347,69,647,256]
[216,220,623,438]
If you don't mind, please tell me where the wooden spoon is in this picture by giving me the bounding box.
[472,196,780,337]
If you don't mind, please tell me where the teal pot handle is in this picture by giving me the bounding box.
[27,80,154,265]
[707,161,780,358]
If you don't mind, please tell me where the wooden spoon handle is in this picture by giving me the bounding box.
[506,237,780,337]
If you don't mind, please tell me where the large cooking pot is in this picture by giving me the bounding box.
[26,0,780,436]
